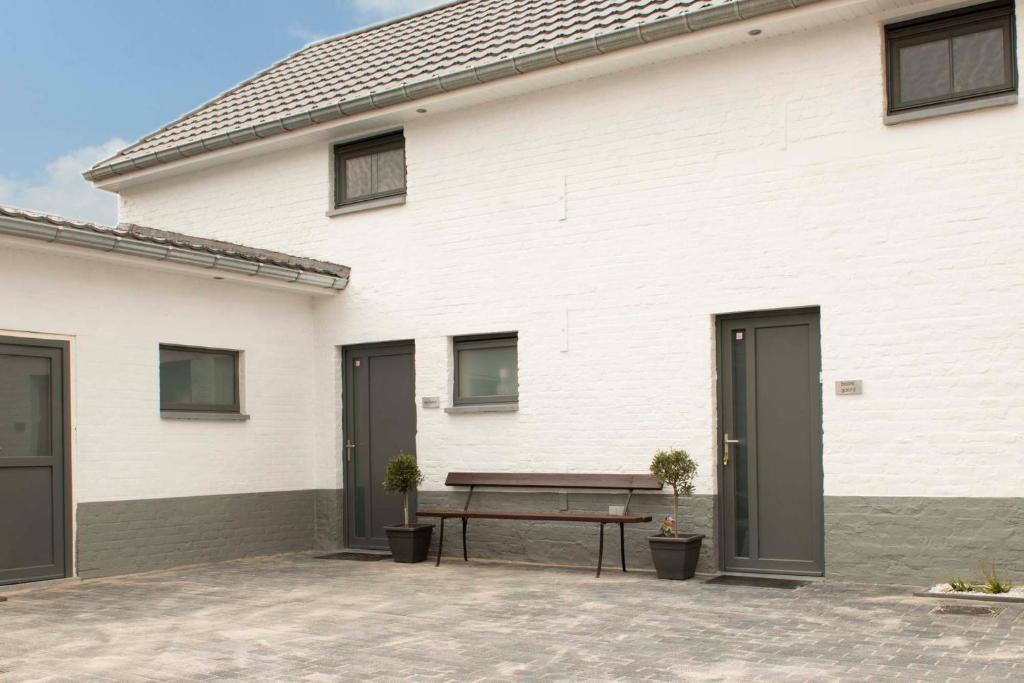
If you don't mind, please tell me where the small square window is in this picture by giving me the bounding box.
[886,2,1017,114]
[453,334,518,405]
[160,345,240,413]
[333,132,406,207]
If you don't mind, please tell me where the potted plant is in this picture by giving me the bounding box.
[382,453,434,563]
[648,448,704,580]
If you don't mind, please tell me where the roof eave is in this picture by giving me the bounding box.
[0,211,350,291]
[83,0,822,184]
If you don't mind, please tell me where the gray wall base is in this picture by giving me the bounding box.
[826,496,1024,584]
[76,490,1018,585]
[418,491,715,574]
[76,490,340,579]
[314,489,344,552]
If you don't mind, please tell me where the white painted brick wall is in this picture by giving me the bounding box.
[0,244,318,503]
[117,4,1024,498]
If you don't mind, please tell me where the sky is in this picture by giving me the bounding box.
[0,0,445,225]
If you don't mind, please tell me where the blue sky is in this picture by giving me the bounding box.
[0,0,444,224]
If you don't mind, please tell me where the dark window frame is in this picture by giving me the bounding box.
[159,344,241,413]
[453,333,519,406]
[333,131,406,208]
[885,1,1017,114]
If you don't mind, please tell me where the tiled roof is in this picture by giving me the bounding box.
[0,205,350,289]
[86,0,818,181]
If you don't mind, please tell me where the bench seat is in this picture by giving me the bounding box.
[417,471,661,576]
[417,509,652,524]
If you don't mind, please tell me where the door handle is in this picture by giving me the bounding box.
[345,440,357,462]
[723,433,740,466]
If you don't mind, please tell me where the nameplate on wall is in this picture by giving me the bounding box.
[422,396,440,409]
[835,380,863,396]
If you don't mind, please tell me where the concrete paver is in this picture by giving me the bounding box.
[1,553,1022,681]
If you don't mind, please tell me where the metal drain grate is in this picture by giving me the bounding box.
[315,552,391,561]
[931,603,1003,616]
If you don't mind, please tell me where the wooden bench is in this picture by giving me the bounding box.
[416,472,661,577]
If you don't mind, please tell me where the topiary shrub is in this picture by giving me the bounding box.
[383,452,423,526]
[650,448,697,537]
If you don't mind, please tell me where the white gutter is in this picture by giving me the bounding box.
[0,213,349,291]
[83,0,824,183]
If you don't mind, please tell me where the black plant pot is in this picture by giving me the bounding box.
[649,533,704,580]
[384,524,435,563]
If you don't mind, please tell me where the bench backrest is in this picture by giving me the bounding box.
[444,472,662,490]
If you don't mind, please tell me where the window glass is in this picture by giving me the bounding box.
[160,347,238,411]
[0,355,50,457]
[899,39,952,103]
[887,2,1016,113]
[953,28,1007,92]
[458,347,517,400]
[345,155,373,199]
[334,132,406,206]
[376,148,406,194]
[454,336,518,404]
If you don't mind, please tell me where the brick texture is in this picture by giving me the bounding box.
[32,0,1018,583]
[0,246,320,504]
[314,489,344,551]
[76,490,316,578]
[118,6,1024,504]
[826,496,1024,584]
[420,491,715,573]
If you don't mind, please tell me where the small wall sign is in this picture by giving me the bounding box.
[835,380,863,396]
[421,396,440,409]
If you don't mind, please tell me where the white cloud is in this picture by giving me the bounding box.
[288,25,329,46]
[350,0,449,20]
[0,138,126,226]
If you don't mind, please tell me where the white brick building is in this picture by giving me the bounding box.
[1,0,1021,584]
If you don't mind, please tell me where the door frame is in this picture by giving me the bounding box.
[340,340,416,550]
[714,307,824,576]
[0,334,73,583]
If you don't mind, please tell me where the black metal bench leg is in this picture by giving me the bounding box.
[620,522,626,572]
[596,522,605,578]
[435,517,445,567]
[461,517,468,561]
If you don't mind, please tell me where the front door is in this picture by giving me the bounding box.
[343,342,416,550]
[718,310,823,575]
[0,337,70,585]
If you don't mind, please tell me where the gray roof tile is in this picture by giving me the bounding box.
[87,0,813,180]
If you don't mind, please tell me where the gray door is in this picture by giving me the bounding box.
[343,342,416,550]
[0,337,70,585]
[719,310,823,575]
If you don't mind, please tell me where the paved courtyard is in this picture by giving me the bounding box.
[1,553,1022,681]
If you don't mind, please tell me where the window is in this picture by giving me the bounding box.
[886,2,1017,114]
[453,334,518,405]
[159,345,240,413]
[333,132,406,207]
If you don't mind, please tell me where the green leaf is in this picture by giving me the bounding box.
[382,452,423,495]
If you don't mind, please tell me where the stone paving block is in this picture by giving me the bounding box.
[0,553,1021,680]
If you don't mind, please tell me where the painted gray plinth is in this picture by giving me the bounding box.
[76,490,318,578]
[825,496,1024,584]
[314,489,344,552]
[417,490,715,573]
